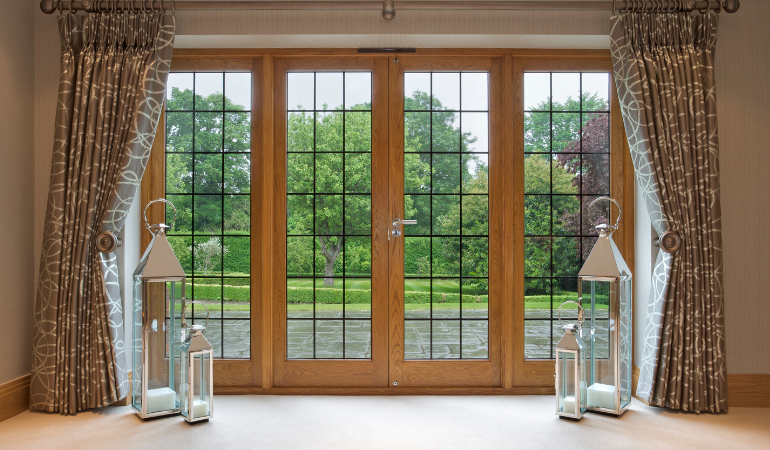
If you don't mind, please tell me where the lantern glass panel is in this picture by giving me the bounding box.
[582,278,617,411]
[181,351,212,420]
[619,277,632,409]
[132,278,184,415]
[556,349,586,416]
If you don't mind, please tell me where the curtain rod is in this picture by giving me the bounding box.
[40,1,741,19]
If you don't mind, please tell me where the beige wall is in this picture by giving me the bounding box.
[0,0,36,385]
[28,1,769,381]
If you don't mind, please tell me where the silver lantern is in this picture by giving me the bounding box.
[555,301,587,420]
[578,197,632,416]
[180,301,214,423]
[132,199,185,419]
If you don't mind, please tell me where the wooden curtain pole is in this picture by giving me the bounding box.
[40,0,741,18]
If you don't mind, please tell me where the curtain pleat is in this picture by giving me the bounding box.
[31,12,175,414]
[610,12,727,413]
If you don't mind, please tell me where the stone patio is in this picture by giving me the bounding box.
[192,308,610,360]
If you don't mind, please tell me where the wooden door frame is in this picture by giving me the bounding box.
[141,48,633,395]
[271,57,390,387]
[388,56,503,387]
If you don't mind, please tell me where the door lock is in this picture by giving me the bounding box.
[390,218,417,240]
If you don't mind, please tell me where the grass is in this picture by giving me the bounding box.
[286,278,486,295]
[179,301,606,312]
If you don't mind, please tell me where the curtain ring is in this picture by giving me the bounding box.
[171,0,175,14]
[699,0,712,14]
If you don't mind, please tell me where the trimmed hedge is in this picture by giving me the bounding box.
[524,294,609,306]
[286,287,488,304]
[187,284,250,302]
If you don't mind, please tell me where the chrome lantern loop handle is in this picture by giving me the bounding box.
[558,300,584,328]
[181,300,210,331]
[588,196,622,233]
[143,198,176,234]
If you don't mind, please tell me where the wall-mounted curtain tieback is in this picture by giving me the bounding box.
[653,230,681,253]
[96,230,123,253]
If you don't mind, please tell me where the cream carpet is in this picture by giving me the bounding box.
[1,396,768,449]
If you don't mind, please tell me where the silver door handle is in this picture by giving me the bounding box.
[390,218,417,240]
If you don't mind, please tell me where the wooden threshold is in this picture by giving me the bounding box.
[214,386,555,396]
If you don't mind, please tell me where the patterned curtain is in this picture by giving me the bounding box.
[32,12,174,414]
[610,12,727,413]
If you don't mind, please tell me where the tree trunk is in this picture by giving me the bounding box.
[318,235,343,287]
[324,259,336,287]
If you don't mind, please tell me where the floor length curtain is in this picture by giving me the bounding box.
[32,12,174,414]
[610,12,727,413]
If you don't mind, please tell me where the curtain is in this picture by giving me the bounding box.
[31,12,174,414]
[610,12,727,413]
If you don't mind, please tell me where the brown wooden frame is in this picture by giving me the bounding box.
[142,48,633,394]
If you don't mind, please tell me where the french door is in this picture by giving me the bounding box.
[273,56,501,387]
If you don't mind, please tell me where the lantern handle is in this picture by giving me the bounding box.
[557,300,584,327]
[181,300,210,331]
[588,196,622,232]
[143,198,177,234]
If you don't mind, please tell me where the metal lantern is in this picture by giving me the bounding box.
[180,301,214,423]
[555,302,587,420]
[132,199,185,419]
[578,197,632,416]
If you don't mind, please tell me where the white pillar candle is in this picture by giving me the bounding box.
[587,383,616,410]
[192,400,209,418]
[146,387,176,414]
[562,396,577,414]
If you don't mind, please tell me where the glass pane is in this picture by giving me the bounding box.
[524,195,550,236]
[224,195,250,233]
[167,235,192,275]
[432,195,460,235]
[222,278,250,319]
[582,153,610,195]
[287,319,314,358]
[287,153,314,193]
[553,237,580,277]
[553,195,579,235]
[581,113,610,153]
[345,236,371,276]
[462,195,488,235]
[205,320,223,358]
[315,152,343,193]
[525,278,551,319]
[525,237,551,278]
[552,113,581,153]
[462,320,488,359]
[463,153,488,193]
[582,195,610,235]
[166,153,192,194]
[193,154,223,193]
[345,72,371,110]
[314,195,343,235]
[194,112,224,153]
[405,237,431,277]
[461,112,488,153]
[404,73,430,110]
[287,278,313,319]
[315,319,343,358]
[524,72,550,111]
[344,195,371,235]
[316,112,343,152]
[582,73,610,111]
[524,155,550,193]
[431,153,461,193]
[431,320,460,359]
[287,112,314,152]
[405,278,430,320]
[223,236,249,275]
[224,112,250,152]
[525,320,552,359]
[553,154,579,194]
[287,195,313,235]
[344,153,371,193]
[287,72,314,110]
[462,278,488,319]
[524,112,550,153]
[225,72,251,110]
[404,153,430,194]
[404,195,430,235]
[432,112,460,152]
[344,320,371,358]
[432,278,460,319]
[166,195,192,234]
[193,195,222,235]
[404,112,431,153]
[462,237,488,277]
[193,236,224,276]
[433,237,460,277]
[461,73,488,111]
[195,73,224,111]
[223,320,250,358]
[405,320,431,359]
[345,279,371,319]
[432,73,460,110]
[552,73,580,111]
[224,153,250,194]
[167,73,194,110]
[166,112,194,152]
[345,112,371,152]
[316,72,343,111]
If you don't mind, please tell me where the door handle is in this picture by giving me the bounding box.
[390,218,417,240]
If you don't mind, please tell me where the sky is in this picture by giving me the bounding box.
[166,70,609,174]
